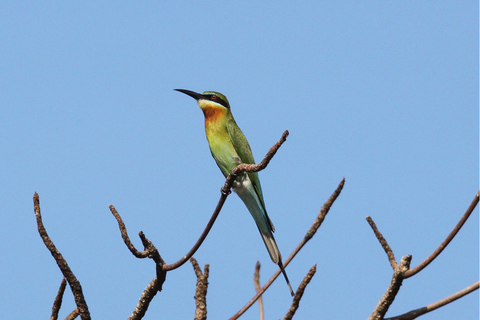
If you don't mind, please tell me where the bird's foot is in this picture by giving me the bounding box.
[221,187,232,195]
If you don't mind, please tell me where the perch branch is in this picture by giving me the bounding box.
[33,193,91,320]
[385,281,479,320]
[366,216,397,269]
[164,130,289,271]
[403,190,479,278]
[283,265,317,320]
[191,258,209,320]
[222,130,290,194]
[230,178,345,320]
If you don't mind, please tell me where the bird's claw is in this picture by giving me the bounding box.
[221,187,232,195]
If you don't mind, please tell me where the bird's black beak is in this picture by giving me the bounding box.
[174,89,204,101]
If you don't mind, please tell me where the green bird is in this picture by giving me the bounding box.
[175,89,294,296]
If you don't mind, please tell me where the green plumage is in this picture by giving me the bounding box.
[175,89,294,296]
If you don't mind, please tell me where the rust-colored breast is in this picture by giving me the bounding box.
[203,106,226,126]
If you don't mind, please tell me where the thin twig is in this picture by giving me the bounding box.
[404,190,479,278]
[109,205,149,258]
[366,216,397,269]
[33,193,91,320]
[191,258,209,320]
[283,265,317,320]
[109,206,167,290]
[164,130,290,271]
[253,262,264,320]
[230,178,345,320]
[367,255,412,320]
[384,281,479,320]
[50,278,67,320]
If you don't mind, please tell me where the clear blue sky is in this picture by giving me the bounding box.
[1,2,478,319]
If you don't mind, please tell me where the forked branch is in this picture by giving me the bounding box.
[191,258,209,320]
[367,190,479,319]
[367,256,412,320]
[109,205,166,290]
[50,278,67,320]
[33,193,91,320]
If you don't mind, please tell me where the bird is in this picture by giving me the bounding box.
[175,89,294,296]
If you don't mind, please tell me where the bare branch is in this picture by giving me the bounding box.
[164,130,290,271]
[385,281,480,320]
[230,178,345,320]
[138,232,167,290]
[50,278,67,320]
[191,258,209,320]
[223,130,290,194]
[109,205,149,258]
[33,193,91,320]
[128,278,161,320]
[404,190,479,278]
[283,265,317,320]
[109,206,167,290]
[163,194,227,271]
[253,261,264,320]
[305,178,345,241]
[366,216,397,269]
[368,190,478,318]
[108,131,289,319]
[367,255,412,320]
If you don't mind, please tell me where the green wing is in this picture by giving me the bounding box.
[226,119,276,231]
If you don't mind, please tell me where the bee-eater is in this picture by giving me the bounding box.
[175,89,294,296]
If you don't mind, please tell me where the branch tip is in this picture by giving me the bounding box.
[367,216,397,269]
[284,265,317,320]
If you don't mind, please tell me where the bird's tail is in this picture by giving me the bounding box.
[258,226,281,264]
[234,177,295,296]
[258,227,295,296]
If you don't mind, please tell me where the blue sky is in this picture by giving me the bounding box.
[1,2,478,319]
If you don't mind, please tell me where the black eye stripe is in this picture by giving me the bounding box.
[206,94,229,108]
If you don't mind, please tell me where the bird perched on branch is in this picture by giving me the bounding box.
[175,89,294,296]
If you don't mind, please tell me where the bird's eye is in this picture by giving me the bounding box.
[211,95,217,100]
